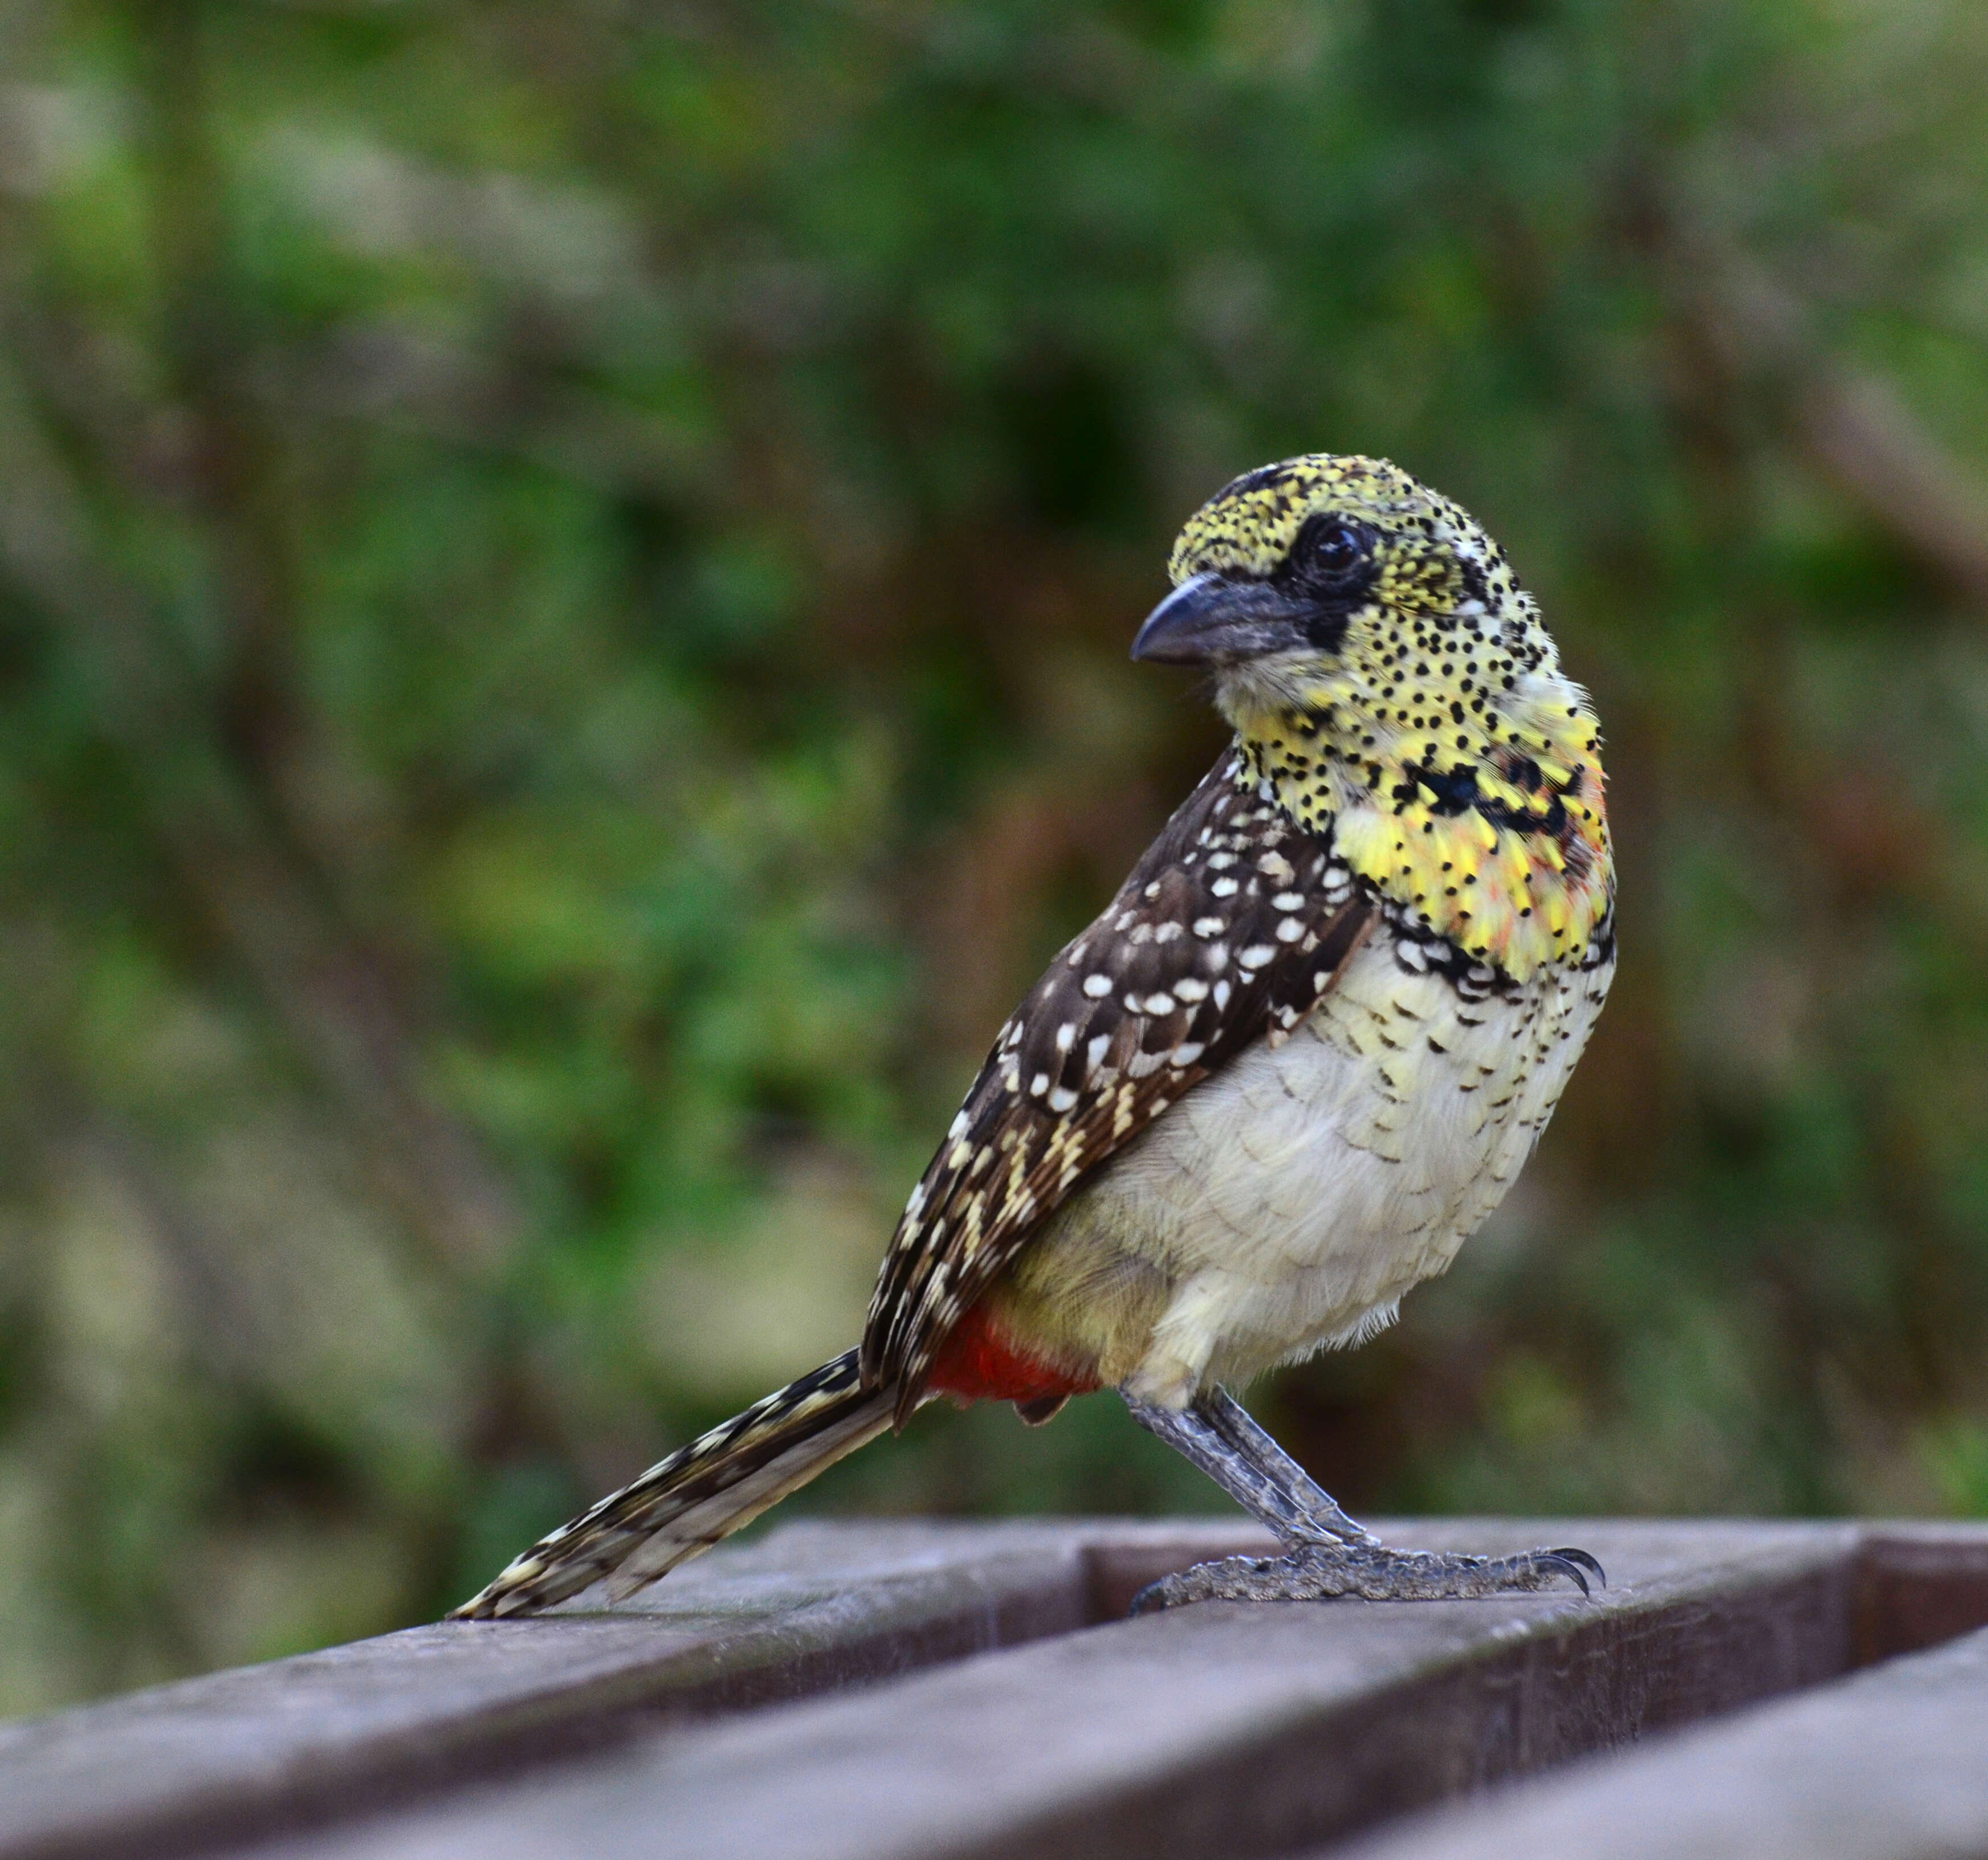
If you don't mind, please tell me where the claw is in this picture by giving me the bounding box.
[1128,1567,1216,1615]
[1535,1553,1590,1597]
[1127,1555,1267,1615]
[1547,1546,1607,1591]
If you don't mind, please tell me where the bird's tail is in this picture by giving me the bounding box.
[450,1349,894,1618]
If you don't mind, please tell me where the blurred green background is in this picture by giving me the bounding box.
[3,0,1988,1713]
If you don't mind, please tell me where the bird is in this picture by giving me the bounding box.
[450,452,1616,1619]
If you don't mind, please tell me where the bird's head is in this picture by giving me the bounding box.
[1135,454,1612,980]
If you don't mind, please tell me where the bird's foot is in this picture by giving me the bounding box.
[1129,1540,1604,1614]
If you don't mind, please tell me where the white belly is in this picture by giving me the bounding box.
[1083,928,1614,1405]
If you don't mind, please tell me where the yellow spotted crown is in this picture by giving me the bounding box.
[1171,455,1611,980]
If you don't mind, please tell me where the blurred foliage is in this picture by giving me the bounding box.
[2,0,1988,1712]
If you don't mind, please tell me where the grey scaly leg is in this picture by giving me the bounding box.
[1122,1385,1602,1614]
[1194,1386,1380,1546]
[1123,1388,1377,1547]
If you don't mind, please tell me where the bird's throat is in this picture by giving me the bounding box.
[1222,675,1612,981]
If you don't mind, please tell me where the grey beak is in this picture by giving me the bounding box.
[1130,572,1311,664]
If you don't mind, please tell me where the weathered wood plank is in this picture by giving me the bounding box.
[0,1520,1257,1860]
[14,1520,1988,1860]
[1333,1606,1988,1860]
[212,1522,1887,1860]
[1853,1522,1988,1662]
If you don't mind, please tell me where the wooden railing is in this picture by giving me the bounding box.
[2,1518,1985,1860]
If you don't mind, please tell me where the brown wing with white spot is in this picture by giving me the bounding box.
[862,754,1376,1419]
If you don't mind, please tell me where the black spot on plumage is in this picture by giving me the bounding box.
[1224,462,1300,500]
[1394,761,1480,816]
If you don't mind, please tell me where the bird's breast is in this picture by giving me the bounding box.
[1000,921,1614,1384]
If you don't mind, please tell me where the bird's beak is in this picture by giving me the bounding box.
[1130,572,1311,664]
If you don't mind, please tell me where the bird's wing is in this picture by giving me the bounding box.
[863,752,1376,1418]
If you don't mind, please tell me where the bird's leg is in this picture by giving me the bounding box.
[1121,1385,1603,1613]
[1192,1386,1380,1547]
[1123,1388,1376,1548]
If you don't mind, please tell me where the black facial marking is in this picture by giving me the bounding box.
[1273,513,1380,649]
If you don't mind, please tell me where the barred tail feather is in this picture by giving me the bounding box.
[449,1350,894,1618]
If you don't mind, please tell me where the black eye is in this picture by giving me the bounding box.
[1309,517,1366,585]
[1284,513,1375,609]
